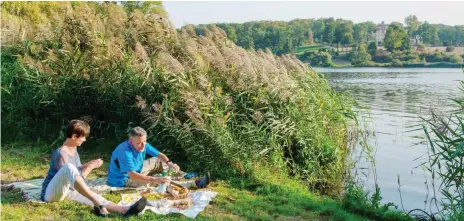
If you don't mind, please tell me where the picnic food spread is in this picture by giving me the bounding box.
[141,188,164,200]
[170,198,193,210]
[165,184,190,200]
[121,194,140,202]
[123,184,191,207]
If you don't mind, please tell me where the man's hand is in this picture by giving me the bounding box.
[150,177,170,185]
[167,162,180,172]
[88,159,103,169]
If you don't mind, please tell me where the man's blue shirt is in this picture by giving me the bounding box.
[107,140,160,187]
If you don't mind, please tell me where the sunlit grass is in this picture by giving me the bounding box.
[2,141,375,221]
[295,44,329,55]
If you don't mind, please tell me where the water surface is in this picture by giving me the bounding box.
[315,67,464,212]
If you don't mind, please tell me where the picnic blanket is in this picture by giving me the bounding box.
[4,178,118,203]
[5,178,217,218]
[118,191,217,218]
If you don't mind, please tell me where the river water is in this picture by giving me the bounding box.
[315,67,464,213]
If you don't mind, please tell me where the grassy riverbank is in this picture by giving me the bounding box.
[1,2,415,220]
[1,141,414,221]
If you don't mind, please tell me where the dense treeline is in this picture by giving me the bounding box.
[195,16,464,55]
[296,18,463,67]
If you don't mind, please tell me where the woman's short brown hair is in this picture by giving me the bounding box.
[65,120,90,138]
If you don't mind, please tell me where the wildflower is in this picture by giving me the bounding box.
[214,86,222,96]
[225,96,234,106]
[83,73,90,81]
[151,102,162,114]
[135,95,147,110]
[252,111,263,123]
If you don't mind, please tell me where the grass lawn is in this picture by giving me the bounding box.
[296,44,328,55]
[1,141,376,221]
[296,45,353,55]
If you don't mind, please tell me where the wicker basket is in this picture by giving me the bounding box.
[165,185,190,200]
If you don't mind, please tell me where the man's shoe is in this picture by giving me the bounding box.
[195,172,211,188]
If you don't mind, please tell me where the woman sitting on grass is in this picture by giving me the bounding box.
[40,119,146,217]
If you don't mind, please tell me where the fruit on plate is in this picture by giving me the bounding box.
[143,192,163,200]
[121,194,140,203]
[140,187,163,200]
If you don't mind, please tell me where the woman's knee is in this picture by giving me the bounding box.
[63,163,80,177]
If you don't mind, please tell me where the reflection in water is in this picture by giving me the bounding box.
[318,68,464,213]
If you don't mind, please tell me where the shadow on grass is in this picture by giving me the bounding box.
[1,186,27,204]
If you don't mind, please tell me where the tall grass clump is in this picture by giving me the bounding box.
[422,72,464,221]
[1,2,354,195]
[342,185,415,221]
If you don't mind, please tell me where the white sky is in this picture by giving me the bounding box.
[163,1,464,28]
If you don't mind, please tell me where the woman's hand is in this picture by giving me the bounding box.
[89,159,103,169]
[80,159,103,178]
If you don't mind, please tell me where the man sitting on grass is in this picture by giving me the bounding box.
[41,120,147,217]
[106,127,210,189]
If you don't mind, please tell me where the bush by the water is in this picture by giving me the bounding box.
[423,52,450,62]
[349,43,372,66]
[297,51,334,67]
[372,49,392,63]
[350,51,372,66]
[367,42,377,55]
[416,43,426,52]
[446,46,456,52]
[391,59,403,67]
[450,53,464,63]
[1,2,353,195]
[402,62,463,68]
[396,52,421,62]
[342,185,414,221]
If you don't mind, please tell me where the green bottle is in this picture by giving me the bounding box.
[162,169,167,177]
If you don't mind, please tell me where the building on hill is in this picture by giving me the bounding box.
[410,35,422,47]
[371,21,388,46]
[371,21,421,47]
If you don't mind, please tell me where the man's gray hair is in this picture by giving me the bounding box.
[128,127,147,138]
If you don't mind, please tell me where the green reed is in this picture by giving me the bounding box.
[421,69,464,220]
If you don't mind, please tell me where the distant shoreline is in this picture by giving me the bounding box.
[312,67,463,73]
[309,62,463,69]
